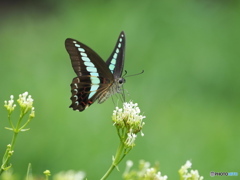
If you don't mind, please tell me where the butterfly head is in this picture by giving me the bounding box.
[116,77,125,92]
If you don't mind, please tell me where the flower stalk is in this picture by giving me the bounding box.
[101,101,146,180]
[0,92,35,175]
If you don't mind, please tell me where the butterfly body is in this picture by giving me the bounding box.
[65,31,126,111]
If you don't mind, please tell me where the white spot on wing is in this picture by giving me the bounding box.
[89,84,99,98]
[118,43,121,48]
[111,59,116,65]
[82,57,90,61]
[78,48,85,52]
[89,92,95,99]
[84,61,94,67]
[80,52,87,57]
[86,67,97,72]
[74,95,78,100]
[90,84,99,91]
[74,44,80,48]
[91,72,99,77]
[109,64,115,71]
[91,77,100,84]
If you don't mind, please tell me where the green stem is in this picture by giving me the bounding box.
[26,163,32,180]
[0,114,23,175]
[8,114,14,129]
[19,115,33,131]
[16,113,24,131]
[0,130,19,175]
[10,130,19,150]
[100,141,125,180]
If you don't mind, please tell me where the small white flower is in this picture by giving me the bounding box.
[53,170,85,180]
[18,92,33,106]
[123,160,134,175]
[145,167,155,175]
[126,160,133,168]
[156,173,168,180]
[125,132,137,147]
[179,160,192,174]
[30,107,35,118]
[17,92,34,114]
[179,161,203,180]
[189,170,204,180]
[145,167,168,180]
[123,160,167,180]
[4,95,16,112]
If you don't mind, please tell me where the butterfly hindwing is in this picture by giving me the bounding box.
[70,77,91,111]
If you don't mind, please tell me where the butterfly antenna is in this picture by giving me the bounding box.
[123,70,128,76]
[124,70,144,78]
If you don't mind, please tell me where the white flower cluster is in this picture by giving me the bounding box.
[53,170,85,180]
[4,92,35,117]
[4,95,16,113]
[112,101,146,147]
[17,92,34,114]
[145,168,168,180]
[179,160,203,180]
[113,102,145,132]
[123,160,167,180]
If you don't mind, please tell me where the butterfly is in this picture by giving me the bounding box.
[65,31,126,111]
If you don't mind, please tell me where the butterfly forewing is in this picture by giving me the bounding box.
[106,31,125,78]
[65,39,113,78]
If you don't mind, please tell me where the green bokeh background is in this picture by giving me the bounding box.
[0,0,239,179]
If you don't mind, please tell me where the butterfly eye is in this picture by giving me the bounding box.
[118,78,125,84]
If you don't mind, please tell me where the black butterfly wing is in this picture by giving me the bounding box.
[106,31,126,78]
[65,38,113,78]
[65,38,114,111]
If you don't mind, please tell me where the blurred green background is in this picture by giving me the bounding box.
[0,0,240,179]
